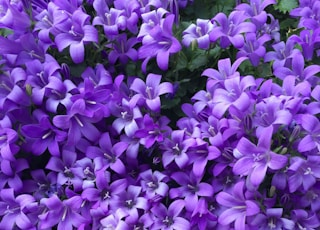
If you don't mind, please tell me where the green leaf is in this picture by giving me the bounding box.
[0,29,13,37]
[276,0,298,13]
[188,50,208,71]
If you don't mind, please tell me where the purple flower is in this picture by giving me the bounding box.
[209,11,256,48]
[135,114,171,148]
[21,110,67,156]
[290,28,320,60]
[236,32,270,66]
[169,171,214,212]
[212,75,256,118]
[82,170,127,213]
[273,52,320,83]
[190,198,217,230]
[182,19,214,49]
[138,14,181,71]
[107,33,138,64]
[264,40,300,69]
[202,57,247,86]
[46,149,84,191]
[114,0,140,33]
[0,68,29,112]
[131,73,173,112]
[236,0,276,28]
[100,213,129,230]
[55,9,98,63]
[291,209,320,229]
[109,185,148,224]
[111,98,142,137]
[287,156,320,192]
[138,8,168,38]
[297,114,320,152]
[0,188,37,229]
[139,169,169,198]
[250,208,295,230]
[233,126,288,187]
[160,130,195,169]
[0,158,29,192]
[93,0,126,37]
[53,99,101,145]
[39,195,88,229]
[216,180,260,229]
[86,132,128,174]
[150,200,190,230]
[0,127,19,161]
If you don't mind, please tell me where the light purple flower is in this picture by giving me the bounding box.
[209,11,256,48]
[182,19,214,49]
[0,188,37,229]
[233,126,288,187]
[138,14,181,71]
[150,200,190,230]
[216,180,260,229]
[131,73,173,112]
[55,9,98,63]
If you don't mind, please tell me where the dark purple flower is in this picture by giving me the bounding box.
[216,180,260,229]
[34,2,69,47]
[233,126,288,187]
[209,11,256,48]
[182,19,214,49]
[0,188,37,229]
[131,73,173,112]
[138,14,181,71]
[25,57,61,105]
[55,9,98,63]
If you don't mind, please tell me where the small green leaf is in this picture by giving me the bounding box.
[188,50,208,71]
[276,0,298,13]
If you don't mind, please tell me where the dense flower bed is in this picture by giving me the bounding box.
[1,0,320,229]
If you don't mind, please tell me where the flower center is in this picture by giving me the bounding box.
[145,86,153,99]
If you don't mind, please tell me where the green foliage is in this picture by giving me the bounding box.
[275,0,298,13]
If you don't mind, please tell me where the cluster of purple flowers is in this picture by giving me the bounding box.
[1,0,320,229]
